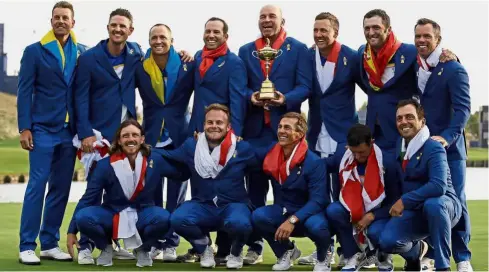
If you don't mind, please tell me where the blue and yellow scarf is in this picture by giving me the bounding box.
[143,45,181,104]
[40,29,78,124]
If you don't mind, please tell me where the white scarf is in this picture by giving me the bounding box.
[110,152,147,249]
[194,132,237,179]
[417,44,442,93]
[72,129,111,180]
[315,48,335,93]
[401,125,431,162]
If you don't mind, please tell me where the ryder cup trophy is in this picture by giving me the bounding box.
[252,38,283,100]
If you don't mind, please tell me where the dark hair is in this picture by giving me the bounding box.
[315,12,339,36]
[415,18,442,40]
[109,119,151,157]
[52,1,74,18]
[149,23,172,37]
[281,112,308,135]
[397,98,425,120]
[205,17,229,35]
[109,8,133,25]
[347,124,372,147]
[363,9,390,29]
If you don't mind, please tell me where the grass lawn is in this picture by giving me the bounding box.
[0,137,487,176]
[0,201,486,271]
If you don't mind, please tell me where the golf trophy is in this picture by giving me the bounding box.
[252,38,283,100]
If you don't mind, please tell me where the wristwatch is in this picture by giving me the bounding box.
[288,215,298,225]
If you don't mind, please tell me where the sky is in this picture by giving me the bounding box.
[0,0,487,114]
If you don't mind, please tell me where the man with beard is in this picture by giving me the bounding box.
[135,23,195,262]
[252,112,331,271]
[17,1,88,265]
[66,119,189,267]
[413,19,472,272]
[159,104,256,269]
[376,99,461,271]
[237,5,313,264]
[325,124,401,272]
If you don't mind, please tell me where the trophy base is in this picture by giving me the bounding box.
[258,79,278,100]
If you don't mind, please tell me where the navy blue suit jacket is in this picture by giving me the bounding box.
[74,40,143,142]
[17,42,88,133]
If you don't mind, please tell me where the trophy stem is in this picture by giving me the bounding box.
[265,60,270,80]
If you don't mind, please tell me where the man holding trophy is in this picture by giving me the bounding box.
[236,4,313,265]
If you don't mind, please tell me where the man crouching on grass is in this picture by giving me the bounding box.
[66,119,189,267]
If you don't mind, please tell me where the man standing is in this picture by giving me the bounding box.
[377,99,461,271]
[66,119,189,267]
[252,112,332,271]
[136,23,195,262]
[17,1,87,265]
[414,18,472,272]
[160,104,256,269]
[238,5,312,263]
[326,124,401,272]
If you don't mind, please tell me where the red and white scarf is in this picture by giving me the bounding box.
[194,130,237,179]
[315,40,342,93]
[199,42,229,78]
[363,31,401,91]
[263,138,308,184]
[110,151,148,249]
[339,143,385,244]
[417,44,442,93]
[72,129,111,179]
[401,125,430,171]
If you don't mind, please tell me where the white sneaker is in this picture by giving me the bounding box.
[314,260,332,271]
[378,254,393,272]
[272,244,301,271]
[243,250,263,265]
[40,247,73,261]
[298,250,317,265]
[338,254,346,267]
[421,257,434,271]
[19,250,41,265]
[96,246,113,267]
[200,245,216,268]
[149,247,162,260]
[77,248,94,265]
[457,261,474,272]
[134,248,153,267]
[163,247,177,262]
[341,252,365,271]
[227,254,244,269]
[113,246,135,260]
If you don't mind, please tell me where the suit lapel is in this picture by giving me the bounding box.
[382,47,410,89]
[121,43,137,81]
[282,165,302,186]
[202,54,228,83]
[94,41,119,80]
[423,65,442,95]
[40,47,64,82]
[270,38,288,77]
[322,48,347,96]
[131,162,155,203]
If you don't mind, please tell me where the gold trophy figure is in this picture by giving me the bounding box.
[252,38,283,100]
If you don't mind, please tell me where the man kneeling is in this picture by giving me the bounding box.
[66,119,188,267]
[159,104,256,269]
[252,112,332,271]
[377,99,461,271]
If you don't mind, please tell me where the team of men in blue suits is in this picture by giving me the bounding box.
[16,1,472,271]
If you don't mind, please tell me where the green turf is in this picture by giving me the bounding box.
[467,148,489,161]
[0,201,486,270]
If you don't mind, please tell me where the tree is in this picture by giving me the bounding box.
[466,111,480,138]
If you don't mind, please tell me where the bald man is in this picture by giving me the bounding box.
[236,4,313,265]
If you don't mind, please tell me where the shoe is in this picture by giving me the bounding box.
[421,257,434,271]
[341,252,365,271]
[96,246,113,267]
[162,247,177,262]
[200,245,216,268]
[404,240,428,271]
[377,253,393,272]
[272,243,301,271]
[298,250,317,265]
[19,250,41,265]
[177,249,200,263]
[357,251,377,269]
[457,261,474,272]
[40,247,73,261]
[134,248,152,267]
[243,250,263,265]
[314,252,333,272]
[215,254,229,266]
[77,248,94,265]
[227,254,244,269]
[113,246,135,260]
[337,254,346,267]
[149,247,162,260]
